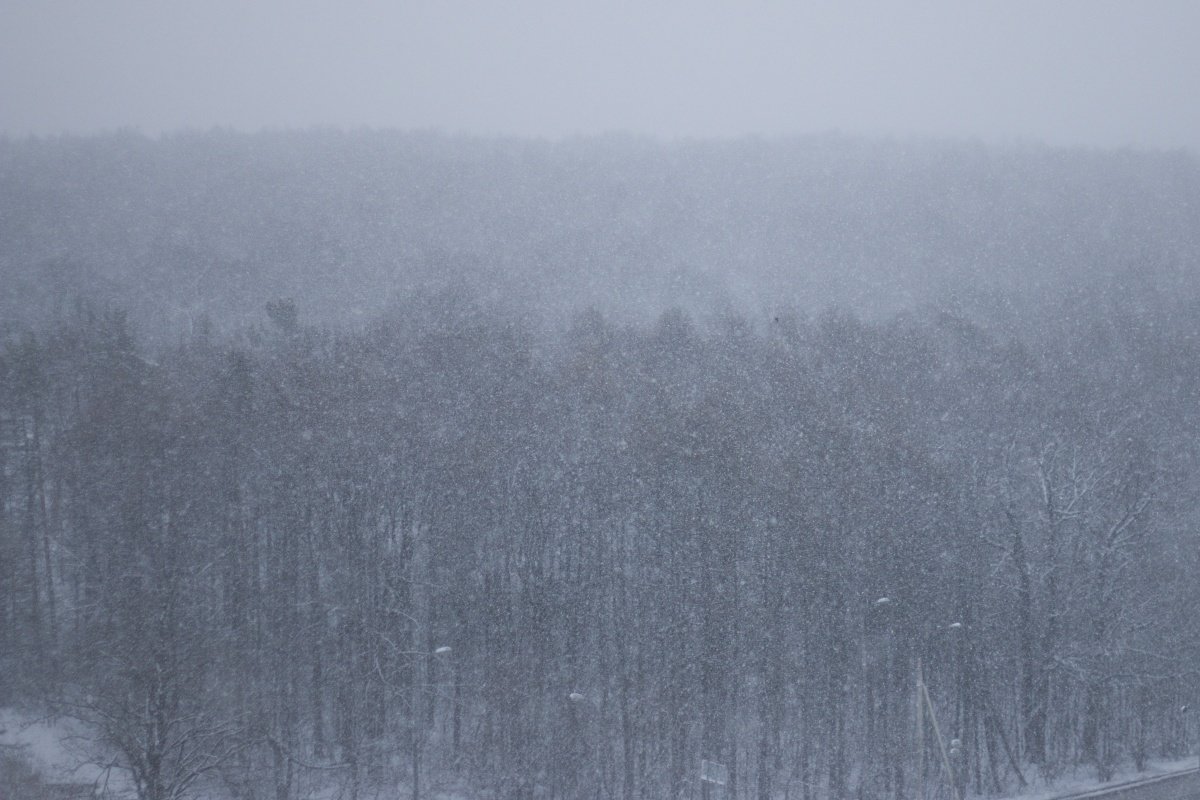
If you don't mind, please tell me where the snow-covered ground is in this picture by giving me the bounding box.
[4,704,1195,800]
[993,757,1198,800]
[0,707,472,800]
[0,707,134,797]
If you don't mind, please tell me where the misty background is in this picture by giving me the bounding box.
[3,1,1200,149]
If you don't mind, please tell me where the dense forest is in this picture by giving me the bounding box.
[3,133,1200,800]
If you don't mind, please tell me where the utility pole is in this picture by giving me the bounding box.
[915,661,962,800]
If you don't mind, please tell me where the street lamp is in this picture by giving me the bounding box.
[567,691,604,796]
[408,645,453,800]
[1182,705,1198,771]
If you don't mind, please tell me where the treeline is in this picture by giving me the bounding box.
[2,290,1200,800]
[3,131,1199,334]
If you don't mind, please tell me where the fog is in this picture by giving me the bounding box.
[5,5,1200,800]
[3,0,1200,150]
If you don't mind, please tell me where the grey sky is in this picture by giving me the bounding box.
[2,0,1198,151]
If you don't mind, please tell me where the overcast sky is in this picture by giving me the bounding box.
[2,0,1198,151]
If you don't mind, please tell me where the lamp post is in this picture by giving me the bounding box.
[409,646,453,800]
[861,596,896,797]
[1184,704,1198,772]
[569,691,604,799]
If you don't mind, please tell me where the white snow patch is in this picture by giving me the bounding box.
[0,708,134,796]
[995,758,1199,800]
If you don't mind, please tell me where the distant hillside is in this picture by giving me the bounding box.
[2,130,1198,335]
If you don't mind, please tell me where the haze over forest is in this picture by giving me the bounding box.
[3,131,1198,334]
[3,4,1200,800]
